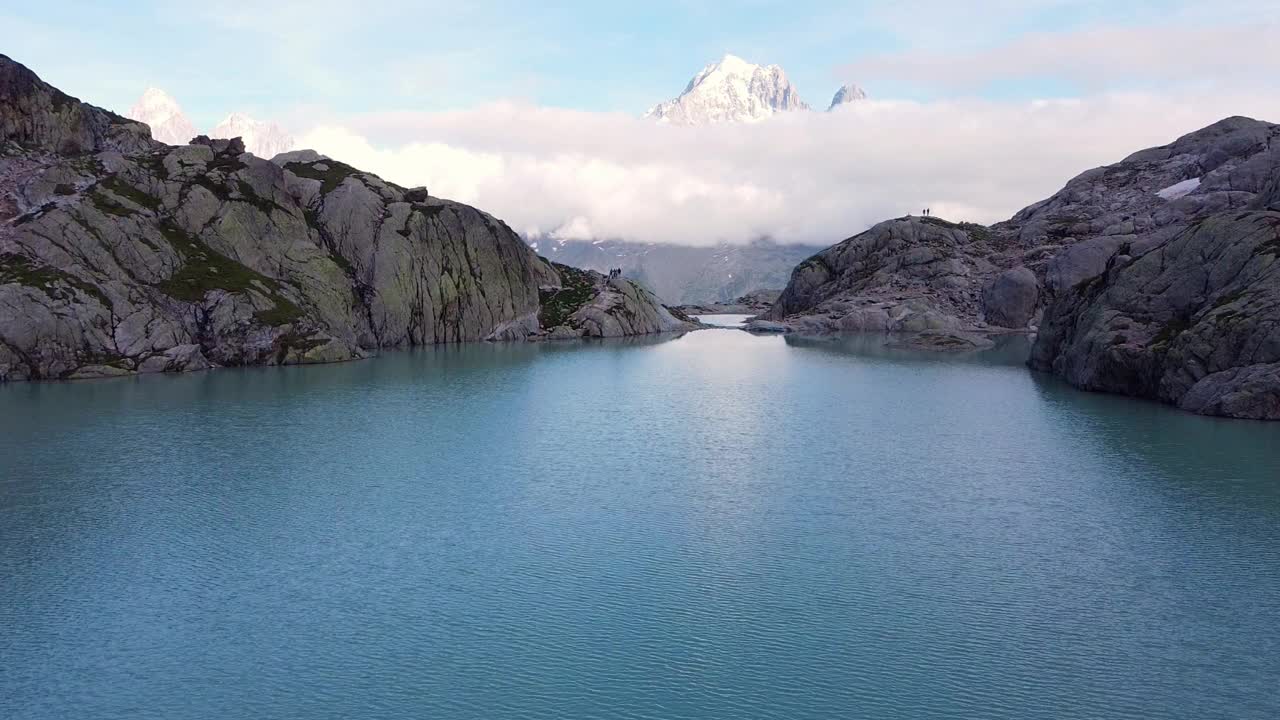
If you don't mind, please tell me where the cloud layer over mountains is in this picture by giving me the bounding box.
[298,90,1280,247]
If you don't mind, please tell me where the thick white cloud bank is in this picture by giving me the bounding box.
[297,92,1280,248]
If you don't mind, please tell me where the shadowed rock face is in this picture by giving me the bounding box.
[762,215,1003,334]
[983,267,1038,329]
[765,116,1280,418]
[1029,212,1280,420]
[1023,118,1280,420]
[0,54,692,382]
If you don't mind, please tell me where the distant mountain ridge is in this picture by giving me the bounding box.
[827,83,868,111]
[645,54,866,125]
[528,235,823,304]
[126,88,295,158]
[127,88,196,145]
[211,112,293,159]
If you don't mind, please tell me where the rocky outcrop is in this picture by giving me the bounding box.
[761,215,1002,336]
[0,54,689,382]
[982,266,1038,329]
[766,115,1280,417]
[487,263,699,342]
[1022,117,1280,419]
[1028,209,1280,420]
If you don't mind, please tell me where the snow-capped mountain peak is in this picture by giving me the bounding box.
[126,89,295,156]
[645,54,810,126]
[211,112,295,159]
[827,83,868,111]
[127,88,197,145]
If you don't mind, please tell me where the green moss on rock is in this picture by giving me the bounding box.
[155,222,304,326]
[285,160,361,194]
[99,175,160,212]
[0,253,112,308]
[539,263,597,329]
[89,189,139,217]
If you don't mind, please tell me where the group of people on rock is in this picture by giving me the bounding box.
[607,268,622,279]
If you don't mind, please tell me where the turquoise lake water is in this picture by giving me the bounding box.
[2,324,1279,719]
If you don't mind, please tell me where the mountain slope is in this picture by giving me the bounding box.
[644,54,809,125]
[0,54,694,382]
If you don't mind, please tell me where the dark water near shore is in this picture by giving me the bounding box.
[3,324,1279,719]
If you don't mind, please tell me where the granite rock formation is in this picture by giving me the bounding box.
[764,116,1280,418]
[0,54,694,382]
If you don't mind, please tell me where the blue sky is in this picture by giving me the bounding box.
[5,1,1276,246]
[5,0,1271,127]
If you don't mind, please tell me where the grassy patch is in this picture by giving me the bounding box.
[89,189,139,217]
[155,222,304,325]
[254,298,305,326]
[186,175,292,216]
[957,222,992,243]
[538,262,597,328]
[284,160,361,194]
[326,248,355,274]
[100,175,160,212]
[233,180,289,215]
[0,253,112,308]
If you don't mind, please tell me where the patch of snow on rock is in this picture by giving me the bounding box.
[1157,177,1201,200]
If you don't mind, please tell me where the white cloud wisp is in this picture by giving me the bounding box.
[296,89,1280,248]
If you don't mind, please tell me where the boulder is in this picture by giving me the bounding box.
[1043,237,1126,297]
[982,266,1038,328]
